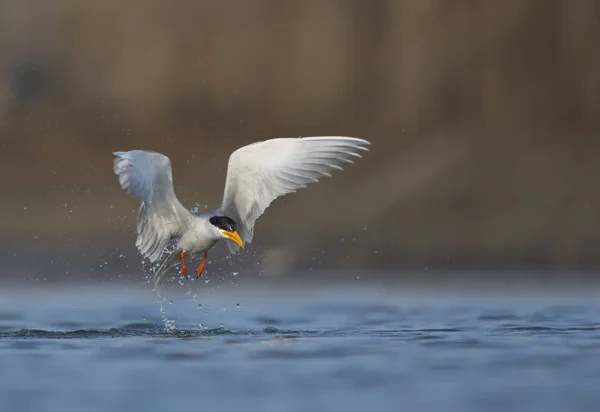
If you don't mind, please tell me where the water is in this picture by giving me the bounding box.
[0,283,599,412]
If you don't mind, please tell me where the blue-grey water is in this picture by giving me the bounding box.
[1,283,599,412]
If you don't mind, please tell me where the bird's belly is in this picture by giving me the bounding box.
[178,232,218,255]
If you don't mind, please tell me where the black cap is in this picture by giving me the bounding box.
[209,216,237,232]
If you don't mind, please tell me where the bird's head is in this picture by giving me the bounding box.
[209,216,244,249]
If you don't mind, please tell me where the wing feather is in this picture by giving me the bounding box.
[113,150,192,262]
[220,136,370,254]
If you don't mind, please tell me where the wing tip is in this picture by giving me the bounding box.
[299,136,371,153]
[300,136,370,144]
[345,137,371,146]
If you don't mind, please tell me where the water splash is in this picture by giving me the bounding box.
[151,250,181,293]
[190,201,209,215]
[186,290,205,311]
[154,296,176,333]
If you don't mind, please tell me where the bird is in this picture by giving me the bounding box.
[112,136,370,285]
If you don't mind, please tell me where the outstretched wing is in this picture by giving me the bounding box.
[113,150,192,262]
[220,136,370,254]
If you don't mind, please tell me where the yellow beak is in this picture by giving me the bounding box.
[223,230,244,248]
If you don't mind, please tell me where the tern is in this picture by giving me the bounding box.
[113,136,370,284]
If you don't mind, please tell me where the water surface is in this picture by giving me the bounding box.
[0,283,599,412]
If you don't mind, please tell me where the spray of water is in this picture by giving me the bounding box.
[154,296,176,332]
[146,201,233,331]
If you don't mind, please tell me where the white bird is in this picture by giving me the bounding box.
[113,136,370,284]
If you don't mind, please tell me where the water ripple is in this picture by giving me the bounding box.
[1,288,600,412]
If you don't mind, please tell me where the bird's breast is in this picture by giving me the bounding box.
[178,228,219,254]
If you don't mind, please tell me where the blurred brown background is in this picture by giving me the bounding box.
[1,0,600,284]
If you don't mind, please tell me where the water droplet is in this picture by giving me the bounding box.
[236,303,240,308]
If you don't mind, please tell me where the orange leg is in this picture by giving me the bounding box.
[180,252,188,278]
[196,251,209,279]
